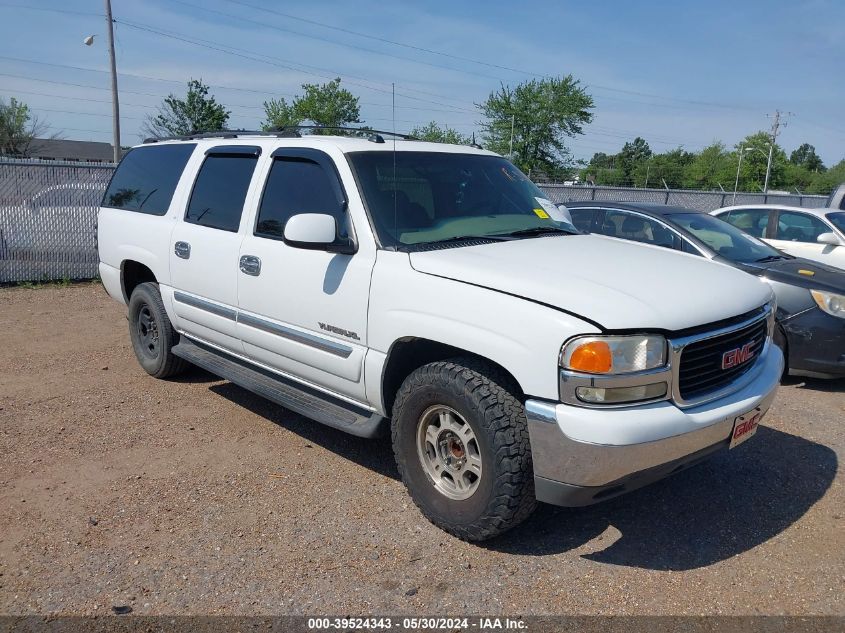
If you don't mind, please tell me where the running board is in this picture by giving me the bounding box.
[172,338,386,438]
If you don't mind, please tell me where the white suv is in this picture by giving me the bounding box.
[98,130,783,541]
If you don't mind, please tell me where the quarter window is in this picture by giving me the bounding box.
[775,211,829,243]
[255,157,346,239]
[567,208,596,232]
[102,143,196,215]
[185,154,258,232]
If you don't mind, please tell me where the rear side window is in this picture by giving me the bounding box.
[598,210,679,249]
[185,154,258,232]
[722,208,770,238]
[102,144,196,215]
[255,157,346,239]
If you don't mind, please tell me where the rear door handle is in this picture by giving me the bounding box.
[239,255,261,276]
[174,241,191,259]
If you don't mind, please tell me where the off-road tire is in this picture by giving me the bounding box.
[391,357,537,541]
[128,282,187,379]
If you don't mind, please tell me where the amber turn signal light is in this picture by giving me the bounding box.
[567,340,613,373]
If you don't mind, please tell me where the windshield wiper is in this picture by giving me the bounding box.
[755,254,789,262]
[496,226,577,238]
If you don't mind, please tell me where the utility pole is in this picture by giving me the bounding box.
[104,0,121,163]
[508,114,515,157]
[763,109,792,193]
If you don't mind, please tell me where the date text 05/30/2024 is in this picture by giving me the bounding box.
[307,617,528,630]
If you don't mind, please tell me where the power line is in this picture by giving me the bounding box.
[172,0,506,84]
[221,0,539,77]
[0,3,100,17]
[113,18,479,113]
[0,56,472,114]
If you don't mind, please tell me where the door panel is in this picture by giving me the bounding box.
[236,149,374,401]
[169,149,261,352]
[767,210,839,267]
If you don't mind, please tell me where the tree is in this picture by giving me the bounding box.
[262,78,361,133]
[635,147,693,189]
[0,97,52,156]
[143,79,230,138]
[261,98,300,131]
[408,121,471,145]
[734,131,787,191]
[478,76,593,177]
[683,142,733,190]
[618,137,652,183]
[789,143,825,172]
[807,159,845,194]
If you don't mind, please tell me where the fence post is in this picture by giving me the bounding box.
[721,193,726,207]
[665,190,670,204]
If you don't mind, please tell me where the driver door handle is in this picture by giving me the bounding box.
[239,255,261,276]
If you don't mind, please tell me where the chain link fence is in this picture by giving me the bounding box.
[0,160,833,283]
[538,183,828,211]
[0,159,114,283]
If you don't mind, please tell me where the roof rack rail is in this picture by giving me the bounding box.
[143,126,417,145]
[142,129,291,144]
[273,125,417,143]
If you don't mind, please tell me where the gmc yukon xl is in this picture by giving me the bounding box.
[98,130,783,541]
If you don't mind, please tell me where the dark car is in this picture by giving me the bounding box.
[559,201,845,379]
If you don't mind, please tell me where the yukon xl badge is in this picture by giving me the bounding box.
[318,322,360,340]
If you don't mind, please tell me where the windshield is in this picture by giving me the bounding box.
[348,151,576,247]
[827,212,845,234]
[668,212,785,263]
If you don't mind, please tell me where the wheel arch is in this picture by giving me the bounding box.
[121,259,158,302]
[380,337,525,417]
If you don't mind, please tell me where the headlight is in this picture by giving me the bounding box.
[560,335,666,374]
[810,290,845,319]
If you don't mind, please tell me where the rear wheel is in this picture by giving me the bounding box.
[391,358,536,541]
[128,282,187,379]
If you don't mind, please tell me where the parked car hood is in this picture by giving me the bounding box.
[735,257,845,294]
[409,234,772,331]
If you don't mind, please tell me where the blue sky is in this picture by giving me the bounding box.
[1,0,843,165]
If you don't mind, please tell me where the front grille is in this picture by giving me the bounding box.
[678,318,768,401]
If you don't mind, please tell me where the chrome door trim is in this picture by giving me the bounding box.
[237,312,353,358]
[172,292,353,358]
[179,331,374,411]
[173,291,237,321]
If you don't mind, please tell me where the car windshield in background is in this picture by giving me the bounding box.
[827,212,845,234]
[348,151,576,247]
[668,212,785,263]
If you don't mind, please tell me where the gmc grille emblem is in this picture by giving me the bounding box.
[722,342,756,370]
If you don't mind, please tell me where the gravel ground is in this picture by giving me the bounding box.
[0,283,843,616]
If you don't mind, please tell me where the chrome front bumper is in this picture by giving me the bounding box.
[526,343,783,506]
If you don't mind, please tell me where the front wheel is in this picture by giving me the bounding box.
[127,282,187,379]
[391,358,536,541]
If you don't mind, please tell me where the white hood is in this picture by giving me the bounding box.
[409,234,772,331]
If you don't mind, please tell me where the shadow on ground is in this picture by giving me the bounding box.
[169,366,221,384]
[207,382,837,571]
[489,426,837,570]
[210,382,398,480]
[783,375,845,392]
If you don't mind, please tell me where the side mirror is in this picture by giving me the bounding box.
[817,232,842,246]
[283,213,355,254]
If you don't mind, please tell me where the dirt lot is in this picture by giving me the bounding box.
[0,283,843,616]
